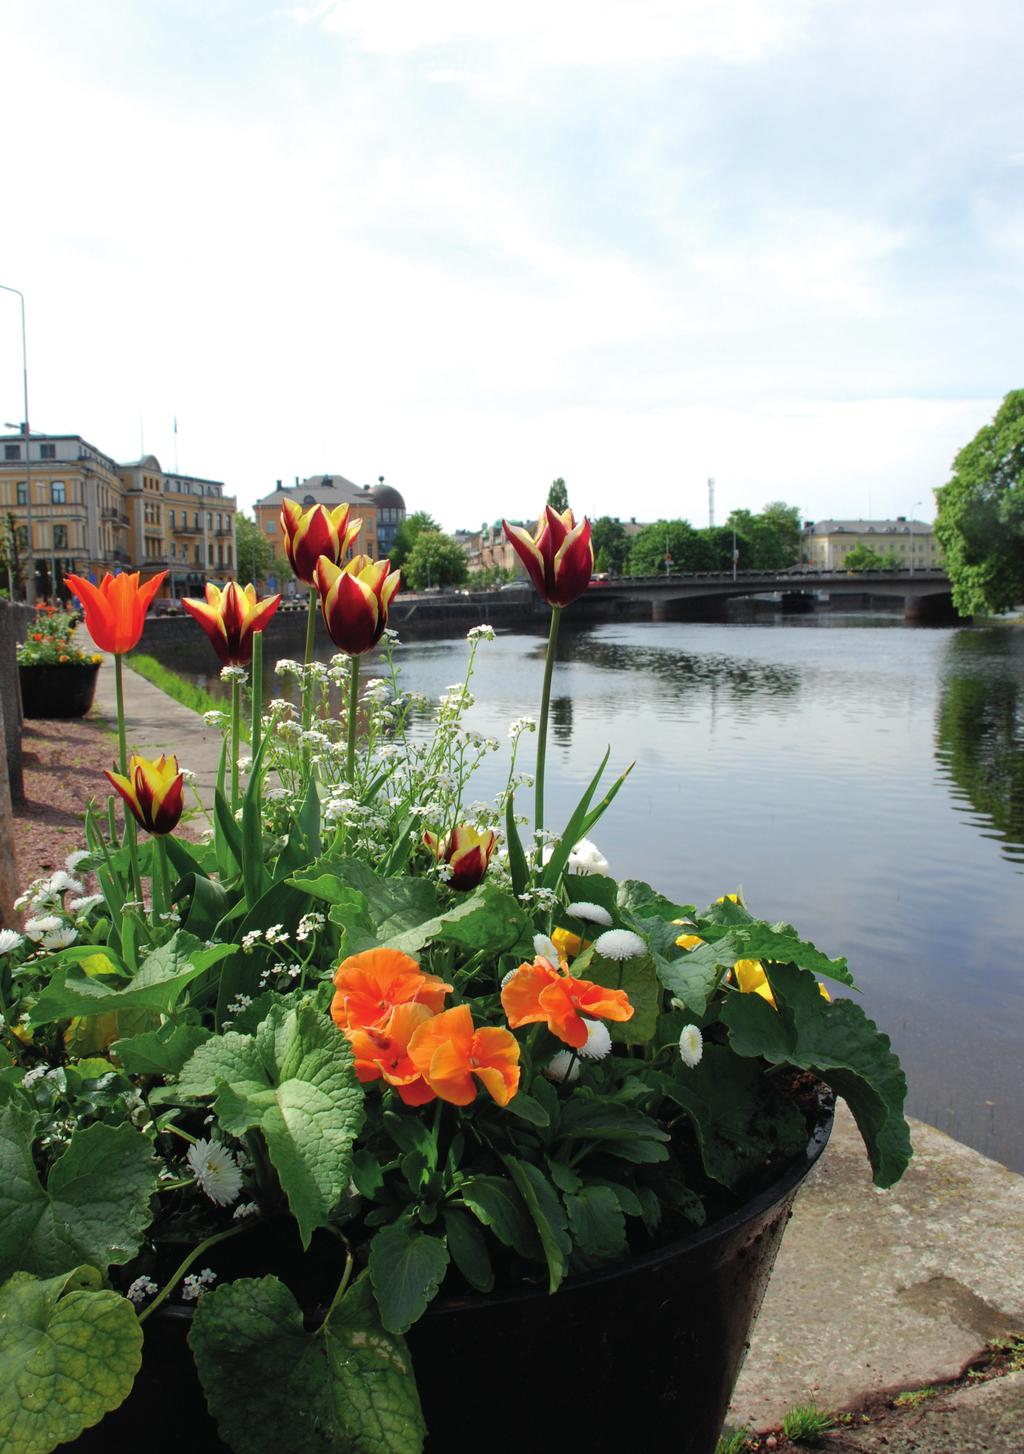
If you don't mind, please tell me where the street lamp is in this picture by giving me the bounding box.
[909,499,922,576]
[1,284,35,604]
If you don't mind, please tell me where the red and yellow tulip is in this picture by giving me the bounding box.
[423,824,497,891]
[501,955,634,1050]
[407,1004,521,1107]
[315,554,401,656]
[104,753,185,836]
[280,499,362,586]
[502,507,594,608]
[64,570,168,654]
[330,948,452,1035]
[182,581,281,666]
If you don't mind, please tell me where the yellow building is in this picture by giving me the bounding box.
[801,518,943,570]
[253,475,406,590]
[0,432,234,600]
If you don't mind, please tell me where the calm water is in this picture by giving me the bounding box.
[158,615,1024,1171]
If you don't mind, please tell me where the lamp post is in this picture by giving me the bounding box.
[909,499,922,576]
[0,284,34,604]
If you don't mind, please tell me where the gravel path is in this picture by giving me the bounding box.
[13,714,118,889]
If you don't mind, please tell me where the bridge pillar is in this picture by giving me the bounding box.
[652,595,731,623]
[904,591,965,625]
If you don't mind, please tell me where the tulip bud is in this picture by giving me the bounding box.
[502,507,593,608]
[105,754,185,836]
[423,824,497,890]
[315,554,401,656]
[182,581,281,666]
[280,499,362,586]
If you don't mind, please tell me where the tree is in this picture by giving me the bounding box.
[727,502,801,571]
[0,513,24,598]
[547,478,569,513]
[626,520,715,575]
[235,512,276,587]
[843,543,901,572]
[590,517,630,575]
[935,391,1024,615]
[390,511,440,571]
[404,531,470,591]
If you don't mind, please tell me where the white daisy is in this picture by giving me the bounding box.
[65,849,91,872]
[69,894,104,915]
[24,915,62,941]
[41,927,78,950]
[532,932,560,967]
[568,838,610,876]
[678,1025,704,1069]
[0,929,24,954]
[186,1139,243,1206]
[566,901,613,928]
[593,929,647,961]
[578,1020,612,1061]
[544,1050,580,1084]
[44,871,85,897]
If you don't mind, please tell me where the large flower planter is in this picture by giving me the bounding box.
[18,662,100,718]
[69,1113,831,1454]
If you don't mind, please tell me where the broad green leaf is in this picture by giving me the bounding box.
[213,879,310,1022]
[504,1091,550,1128]
[502,1156,570,1293]
[651,929,737,1016]
[0,1105,158,1280]
[557,1098,671,1148]
[658,1045,808,1191]
[28,932,233,1025]
[722,961,911,1187]
[564,1184,627,1267]
[0,1265,142,1454]
[174,872,231,941]
[111,1022,212,1076]
[292,858,438,941]
[368,1222,449,1335]
[582,949,660,1045]
[617,878,694,922]
[175,1002,365,1246]
[458,1175,540,1260]
[725,922,855,989]
[190,1272,425,1454]
[440,1205,494,1293]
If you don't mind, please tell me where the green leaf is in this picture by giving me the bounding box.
[214,879,310,1022]
[440,1205,494,1293]
[651,930,737,1016]
[557,1098,670,1148]
[458,1174,540,1260]
[539,749,611,889]
[564,1184,627,1267]
[175,1002,365,1246]
[293,858,438,942]
[175,872,231,941]
[726,922,855,989]
[722,962,911,1187]
[617,879,694,921]
[658,1045,808,1190]
[504,1092,550,1128]
[190,1272,425,1454]
[583,950,660,1045]
[111,1022,212,1076]
[214,784,243,879]
[504,789,529,898]
[0,1105,158,1280]
[368,1222,449,1335]
[0,1265,143,1454]
[502,1156,570,1293]
[28,932,233,1025]
[242,732,273,908]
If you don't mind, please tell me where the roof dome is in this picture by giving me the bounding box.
[370,480,405,511]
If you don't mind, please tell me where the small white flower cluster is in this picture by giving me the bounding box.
[466,623,495,641]
[22,1065,49,1088]
[518,887,559,910]
[232,1201,259,1220]
[296,912,325,942]
[241,929,263,954]
[220,665,248,683]
[381,627,400,645]
[508,716,537,738]
[202,709,228,728]
[274,658,303,678]
[181,1268,217,1302]
[226,994,253,1016]
[126,1275,158,1304]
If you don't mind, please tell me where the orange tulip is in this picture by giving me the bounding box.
[315,554,401,656]
[104,753,184,836]
[407,1004,521,1107]
[501,956,634,1050]
[423,824,497,891]
[65,570,167,654]
[182,581,281,666]
[502,507,593,608]
[345,1002,436,1106]
[280,499,362,586]
[330,947,452,1035]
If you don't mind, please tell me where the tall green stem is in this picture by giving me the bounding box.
[301,585,318,733]
[230,676,241,810]
[114,652,144,906]
[250,630,263,763]
[346,653,360,783]
[534,605,561,857]
[137,1222,250,1326]
[152,834,171,926]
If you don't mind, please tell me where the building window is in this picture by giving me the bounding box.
[266,520,276,534]
[193,512,200,529]
[169,509,176,528]
[16,482,27,505]
[195,544,201,564]
[50,481,66,504]
[216,513,222,531]
[53,524,67,549]
[40,443,56,460]
[4,444,20,461]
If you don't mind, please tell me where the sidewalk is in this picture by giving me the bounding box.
[89,653,1024,1450]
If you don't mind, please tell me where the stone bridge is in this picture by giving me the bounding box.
[577,568,959,624]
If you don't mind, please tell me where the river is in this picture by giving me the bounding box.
[148,612,1024,1172]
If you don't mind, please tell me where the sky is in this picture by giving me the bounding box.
[1,0,1021,533]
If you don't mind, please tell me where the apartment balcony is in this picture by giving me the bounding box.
[173,522,203,535]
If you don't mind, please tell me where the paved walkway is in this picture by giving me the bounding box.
[89,651,1024,1449]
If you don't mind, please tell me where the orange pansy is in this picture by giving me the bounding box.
[331,947,452,1034]
[407,1004,521,1107]
[500,956,634,1050]
[345,1002,436,1106]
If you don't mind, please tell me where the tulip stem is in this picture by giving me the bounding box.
[300,585,318,737]
[534,605,561,862]
[231,676,241,810]
[251,630,263,763]
[114,652,144,907]
[346,653,360,783]
[152,834,171,926]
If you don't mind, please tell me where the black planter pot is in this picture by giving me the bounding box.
[19,661,100,718]
[70,1116,831,1454]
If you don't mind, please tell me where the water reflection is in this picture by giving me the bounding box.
[935,632,1024,868]
[565,632,802,702]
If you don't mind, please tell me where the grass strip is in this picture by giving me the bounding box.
[126,653,250,739]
